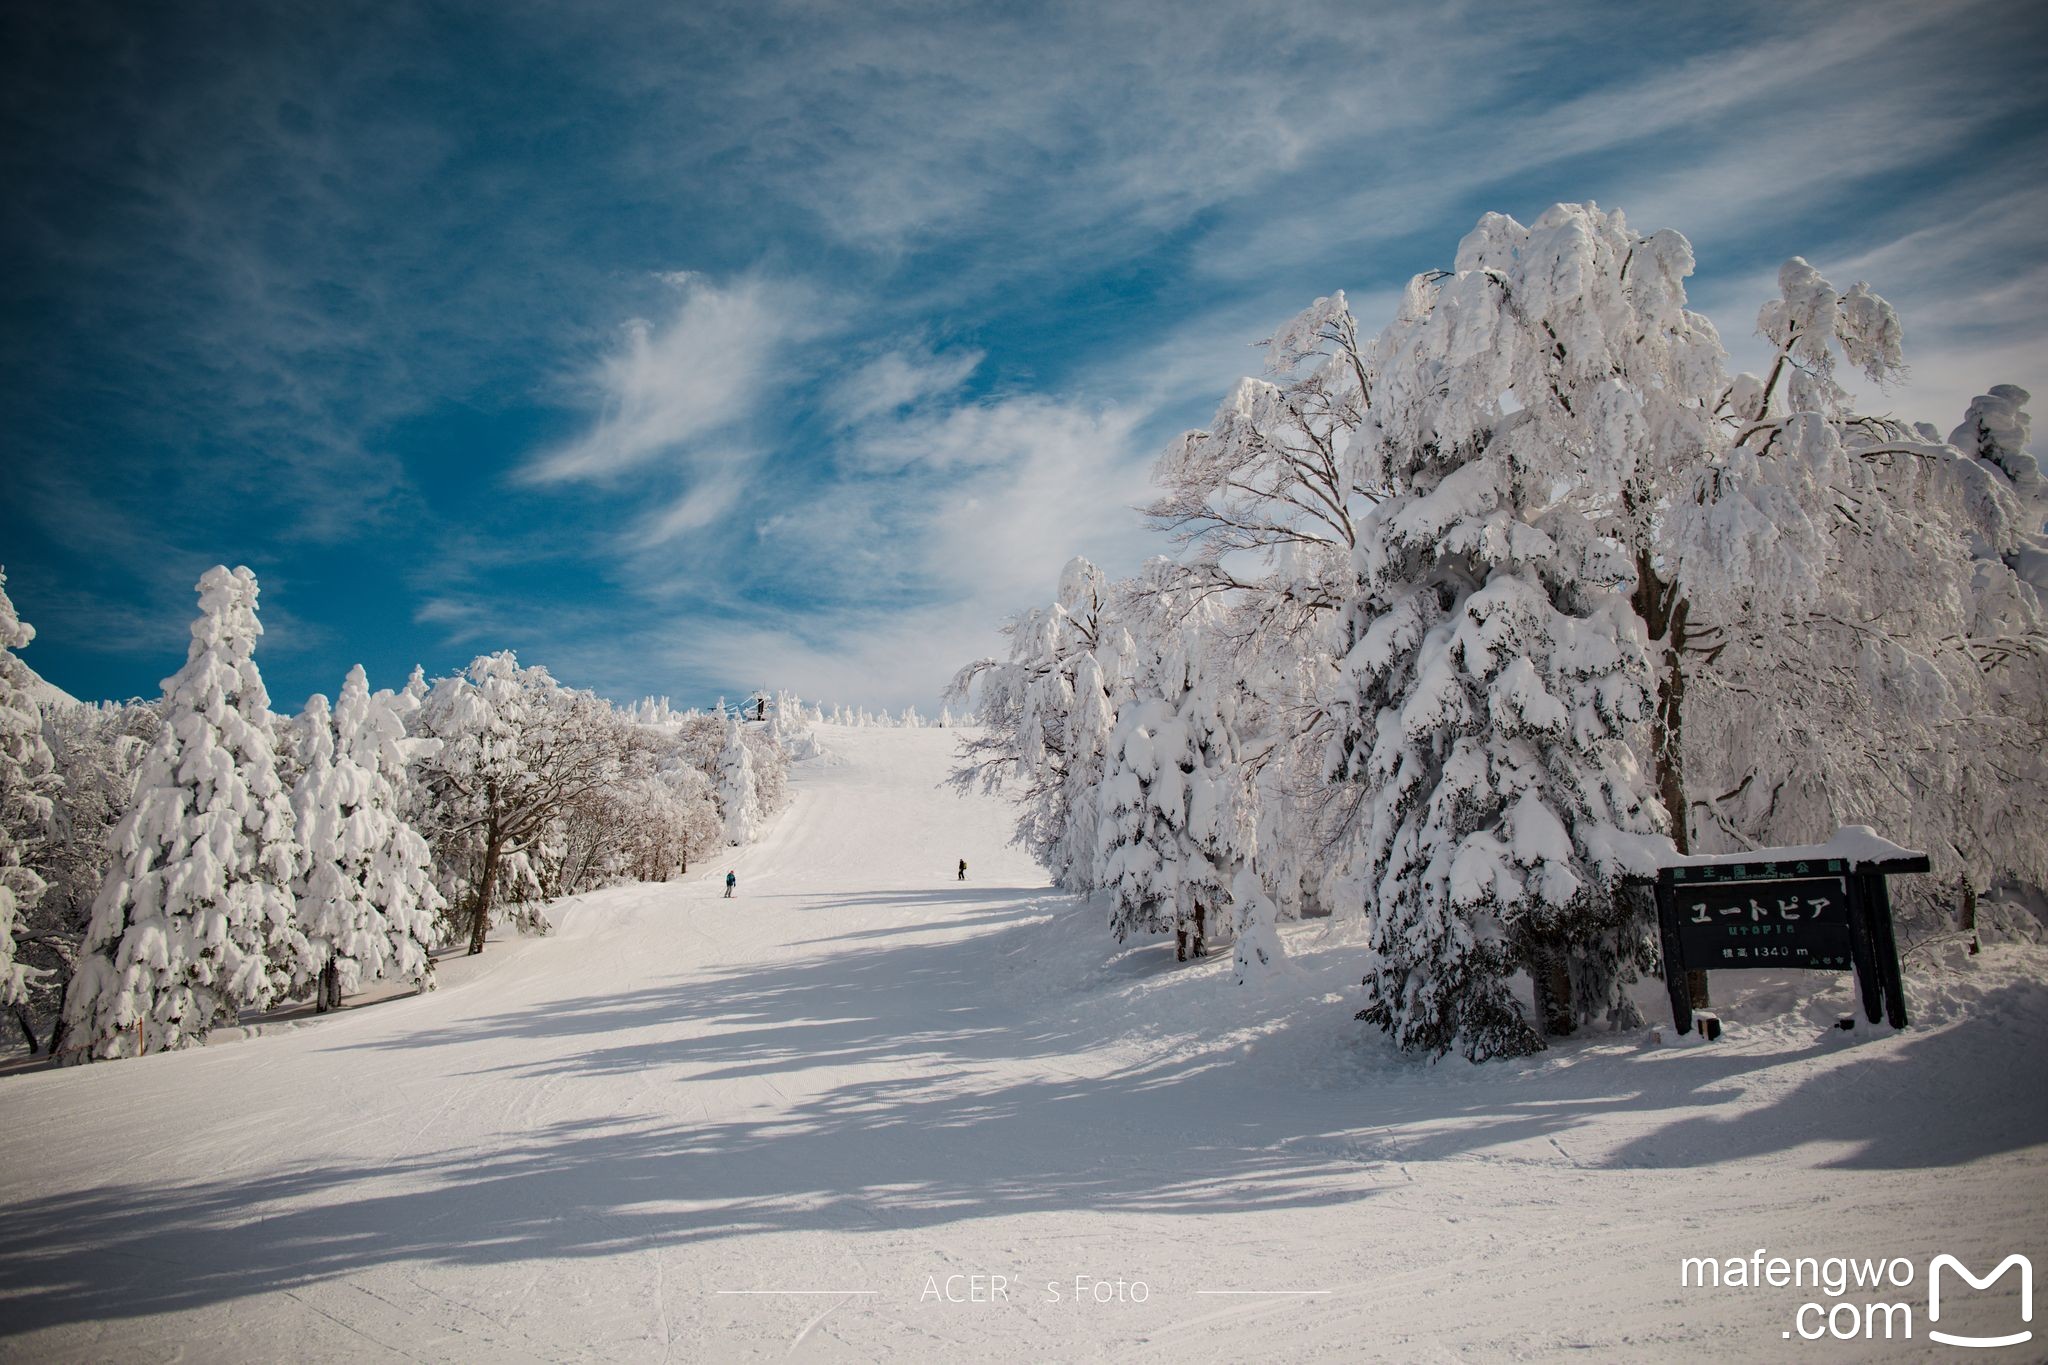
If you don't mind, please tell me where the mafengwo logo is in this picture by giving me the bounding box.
[1928,1254,2033,1349]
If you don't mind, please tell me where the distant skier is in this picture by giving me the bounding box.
[958,859,967,881]
[725,870,737,898]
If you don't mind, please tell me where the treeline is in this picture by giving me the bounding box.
[952,204,2048,1061]
[0,566,811,1061]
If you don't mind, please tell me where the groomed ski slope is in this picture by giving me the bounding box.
[1,724,2044,1362]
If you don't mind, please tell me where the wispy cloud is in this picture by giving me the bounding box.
[9,0,2043,709]
[525,274,818,483]
[826,344,983,428]
[637,466,753,548]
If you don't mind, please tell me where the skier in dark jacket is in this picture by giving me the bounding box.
[958,859,967,881]
[725,871,737,898]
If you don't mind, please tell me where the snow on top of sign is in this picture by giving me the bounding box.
[1669,824,1926,869]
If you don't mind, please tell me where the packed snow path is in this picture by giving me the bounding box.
[2,725,2044,1362]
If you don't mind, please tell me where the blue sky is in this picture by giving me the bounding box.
[4,0,2044,711]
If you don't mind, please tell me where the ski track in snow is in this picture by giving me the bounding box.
[1,724,2044,1362]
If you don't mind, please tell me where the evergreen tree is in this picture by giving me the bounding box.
[66,567,301,1059]
[1097,582,1243,961]
[291,693,346,1007]
[1336,415,1665,1057]
[715,710,760,845]
[293,668,443,1011]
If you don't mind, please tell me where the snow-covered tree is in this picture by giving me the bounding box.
[290,694,344,1005]
[399,664,429,716]
[412,652,630,954]
[66,566,302,1059]
[953,201,2048,1058]
[20,698,157,1053]
[1339,563,1665,1058]
[292,668,442,1011]
[0,570,59,1015]
[715,710,760,846]
[1319,213,1682,1057]
[1952,385,2046,528]
[951,556,1132,892]
[549,758,723,895]
[1673,268,2048,929]
[1097,577,1247,961]
[765,689,824,761]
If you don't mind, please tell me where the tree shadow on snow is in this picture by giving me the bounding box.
[752,885,1053,910]
[0,899,2041,1336]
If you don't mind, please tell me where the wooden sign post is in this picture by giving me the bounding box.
[1652,827,1929,1036]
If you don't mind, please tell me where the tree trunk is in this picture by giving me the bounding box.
[316,960,340,1013]
[12,1003,39,1054]
[1633,550,1710,1010]
[45,976,70,1058]
[469,828,504,956]
[1531,942,1575,1037]
[1960,876,1979,954]
[1192,903,1207,959]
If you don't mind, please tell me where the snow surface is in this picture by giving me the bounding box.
[1,725,2043,1361]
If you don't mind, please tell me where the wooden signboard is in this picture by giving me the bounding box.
[1653,838,1928,1036]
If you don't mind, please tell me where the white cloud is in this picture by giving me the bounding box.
[669,600,1008,713]
[667,391,1155,707]
[636,467,753,547]
[605,0,1514,258]
[827,345,983,427]
[494,0,2048,714]
[525,274,816,484]
[1194,0,2010,281]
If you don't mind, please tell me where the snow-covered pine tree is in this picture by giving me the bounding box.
[1367,210,2042,973]
[1952,385,2047,535]
[66,566,302,1059]
[1097,571,1245,961]
[290,693,347,1009]
[293,668,442,1011]
[334,668,443,990]
[1331,219,1673,1059]
[715,710,760,846]
[0,570,59,1012]
[1341,548,1665,1058]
